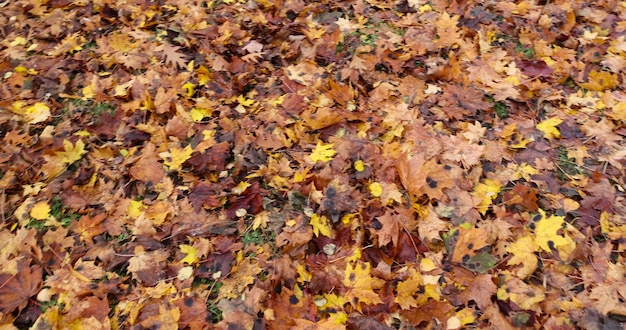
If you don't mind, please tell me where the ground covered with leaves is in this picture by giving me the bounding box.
[1,0,626,328]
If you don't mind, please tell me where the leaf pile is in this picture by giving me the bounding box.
[1,0,626,328]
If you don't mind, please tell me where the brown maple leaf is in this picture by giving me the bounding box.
[0,261,42,313]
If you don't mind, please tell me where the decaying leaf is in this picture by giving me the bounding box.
[3,0,626,328]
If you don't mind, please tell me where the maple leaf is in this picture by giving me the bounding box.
[536,117,563,140]
[309,142,336,163]
[179,244,200,264]
[506,235,538,279]
[160,145,193,171]
[342,261,384,312]
[310,214,332,237]
[532,209,575,258]
[0,261,42,313]
[471,179,501,215]
[451,226,491,263]
[458,274,497,311]
[11,101,51,124]
[218,254,261,300]
[578,70,619,91]
[56,139,87,165]
[396,154,455,200]
[127,246,169,286]
[395,268,422,309]
[497,275,545,311]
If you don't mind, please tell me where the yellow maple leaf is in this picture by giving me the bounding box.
[536,117,563,140]
[189,107,212,122]
[506,235,538,278]
[82,84,95,100]
[236,94,255,107]
[161,145,193,171]
[310,214,332,237]
[56,139,87,165]
[395,267,421,309]
[30,201,51,220]
[533,209,575,258]
[578,70,619,91]
[179,244,199,264]
[309,142,336,163]
[217,257,260,300]
[12,101,51,124]
[600,211,626,240]
[497,275,545,310]
[471,179,501,215]
[343,261,384,312]
[512,163,539,181]
[127,200,146,219]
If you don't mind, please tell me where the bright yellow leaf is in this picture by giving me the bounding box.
[189,107,212,122]
[456,307,476,325]
[368,182,383,197]
[56,139,87,165]
[82,84,95,100]
[354,160,365,172]
[236,94,255,107]
[196,65,211,86]
[512,163,539,181]
[343,261,384,312]
[182,82,196,97]
[578,70,619,91]
[293,167,311,182]
[10,36,27,46]
[179,244,199,264]
[161,145,193,171]
[533,209,575,258]
[395,267,421,309]
[127,200,145,219]
[600,211,626,240]
[295,262,312,283]
[12,102,51,124]
[30,201,51,220]
[310,214,332,237]
[471,179,501,215]
[536,117,563,140]
[309,142,336,163]
[506,235,538,278]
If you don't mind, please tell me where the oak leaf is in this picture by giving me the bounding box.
[160,42,187,69]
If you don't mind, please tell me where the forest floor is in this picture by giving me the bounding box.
[1,0,626,329]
